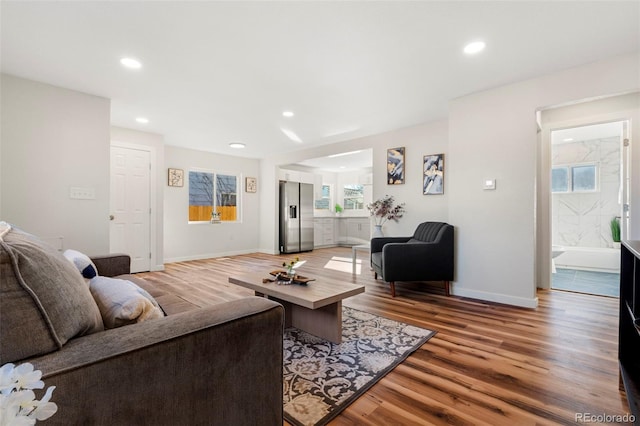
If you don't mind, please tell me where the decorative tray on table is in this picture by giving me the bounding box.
[268,270,315,285]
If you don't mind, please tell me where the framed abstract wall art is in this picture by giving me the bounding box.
[423,154,444,195]
[387,147,405,185]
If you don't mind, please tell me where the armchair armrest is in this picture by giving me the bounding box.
[90,253,131,277]
[381,241,454,281]
[371,236,411,254]
[31,296,284,425]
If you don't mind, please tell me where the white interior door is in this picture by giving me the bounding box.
[110,146,151,273]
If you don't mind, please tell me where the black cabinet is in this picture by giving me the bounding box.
[620,240,640,417]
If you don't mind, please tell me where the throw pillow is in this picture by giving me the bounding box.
[63,249,98,285]
[0,222,104,363]
[89,276,164,329]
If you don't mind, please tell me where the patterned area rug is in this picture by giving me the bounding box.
[283,307,436,426]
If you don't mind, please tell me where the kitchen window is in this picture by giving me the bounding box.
[343,184,364,210]
[315,184,331,210]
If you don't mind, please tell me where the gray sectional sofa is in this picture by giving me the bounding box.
[0,222,284,425]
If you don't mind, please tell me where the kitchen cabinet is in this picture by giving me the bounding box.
[313,218,335,248]
[279,169,315,184]
[336,218,370,246]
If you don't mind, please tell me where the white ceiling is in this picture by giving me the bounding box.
[2,2,638,159]
[293,148,373,172]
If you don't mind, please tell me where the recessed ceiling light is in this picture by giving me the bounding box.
[563,138,574,142]
[136,117,149,124]
[463,41,486,55]
[120,57,142,69]
[280,128,302,143]
[229,142,246,149]
[282,111,294,118]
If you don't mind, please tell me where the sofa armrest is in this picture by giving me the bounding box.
[90,254,131,277]
[30,296,284,425]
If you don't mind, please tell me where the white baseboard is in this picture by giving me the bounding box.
[257,248,279,255]
[452,287,539,308]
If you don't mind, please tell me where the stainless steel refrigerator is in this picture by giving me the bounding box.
[279,181,314,253]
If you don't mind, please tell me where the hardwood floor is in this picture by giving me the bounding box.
[137,247,630,425]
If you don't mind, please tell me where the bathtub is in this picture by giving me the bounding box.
[554,246,620,273]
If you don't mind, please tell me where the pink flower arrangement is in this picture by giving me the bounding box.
[366,195,405,226]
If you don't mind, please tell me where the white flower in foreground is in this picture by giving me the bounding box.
[31,386,57,421]
[0,364,17,395]
[0,363,57,425]
[12,364,44,392]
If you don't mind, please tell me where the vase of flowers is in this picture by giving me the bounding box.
[366,195,405,237]
[210,211,221,224]
[282,256,300,277]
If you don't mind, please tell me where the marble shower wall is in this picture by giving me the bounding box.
[552,136,621,248]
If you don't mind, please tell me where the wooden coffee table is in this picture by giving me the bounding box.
[229,272,364,343]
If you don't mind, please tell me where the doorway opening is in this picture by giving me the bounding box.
[549,121,625,297]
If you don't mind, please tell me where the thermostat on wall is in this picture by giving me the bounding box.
[483,179,496,190]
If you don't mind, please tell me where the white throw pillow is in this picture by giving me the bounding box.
[63,249,98,285]
[89,276,164,329]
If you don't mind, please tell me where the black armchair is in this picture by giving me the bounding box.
[370,222,454,297]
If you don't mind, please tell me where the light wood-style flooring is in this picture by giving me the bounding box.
[137,247,629,425]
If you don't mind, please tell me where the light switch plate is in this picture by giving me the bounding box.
[69,186,96,200]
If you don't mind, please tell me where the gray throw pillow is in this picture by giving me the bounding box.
[0,222,104,363]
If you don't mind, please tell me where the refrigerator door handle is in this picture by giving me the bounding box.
[289,205,297,219]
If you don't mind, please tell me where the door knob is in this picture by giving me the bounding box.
[109,215,115,221]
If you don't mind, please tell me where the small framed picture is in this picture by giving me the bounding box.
[245,177,257,193]
[387,147,405,185]
[423,154,444,195]
[168,168,184,187]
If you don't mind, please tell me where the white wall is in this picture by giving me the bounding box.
[259,119,449,254]
[370,120,449,236]
[1,74,111,255]
[111,126,165,270]
[448,53,640,308]
[163,145,261,262]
